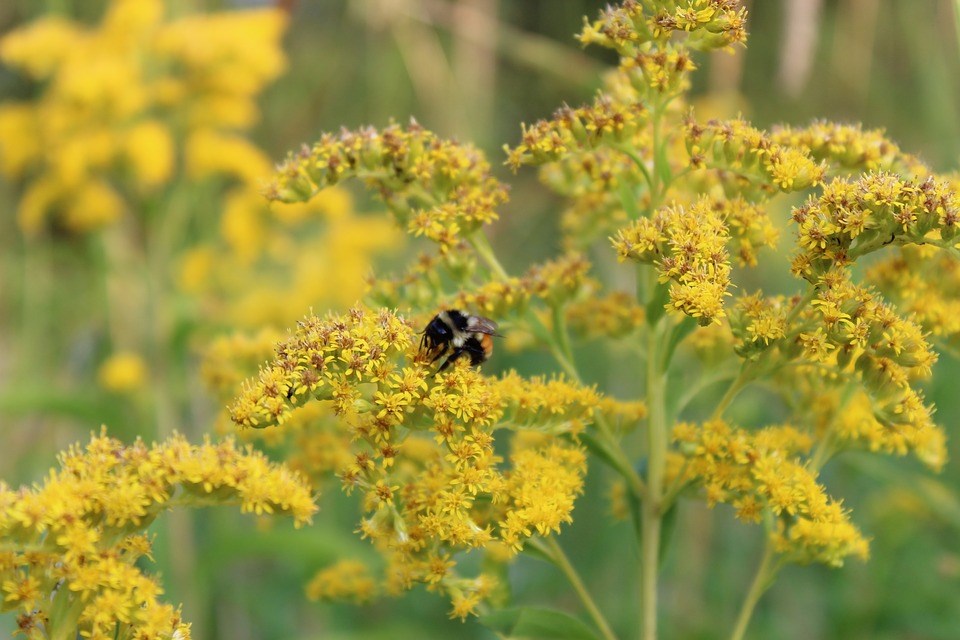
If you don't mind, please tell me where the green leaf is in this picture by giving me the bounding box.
[519,539,555,565]
[645,280,671,326]
[480,607,602,640]
[658,501,679,567]
[660,316,697,371]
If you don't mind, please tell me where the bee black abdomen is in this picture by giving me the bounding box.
[463,337,488,366]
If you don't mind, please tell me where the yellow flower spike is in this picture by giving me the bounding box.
[0,429,311,639]
[679,420,868,566]
[268,123,508,250]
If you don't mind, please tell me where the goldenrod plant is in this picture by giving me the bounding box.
[231,1,958,638]
[2,0,960,638]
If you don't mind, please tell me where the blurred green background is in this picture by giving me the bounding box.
[1,1,960,638]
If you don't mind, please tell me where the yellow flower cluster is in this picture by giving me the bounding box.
[723,197,780,266]
[868,246,960,349]
[369,250,594,323]
[770,121,928,177]
[578,0,748,54]
[446,252,592,319]
[784,273,945,468]
[0,430,315,639]
[266,122,508,253]
[566,292,646,340]
[505,98,647,170]
[833,391,947,471]
[673,420,869,567]
[499,442,587,550]
[790,173,960,281]
[228,307,600,616]
[305,560,378,604]
[612,197,732,324]
[0,0,286,235]
[728,292,788,357]
[685,116,826,194]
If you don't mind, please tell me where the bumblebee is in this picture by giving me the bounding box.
[419,309,498,371]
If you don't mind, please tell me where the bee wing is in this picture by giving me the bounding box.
[466,316,498,335]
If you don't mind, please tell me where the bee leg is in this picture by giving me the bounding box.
[437,346,467,372]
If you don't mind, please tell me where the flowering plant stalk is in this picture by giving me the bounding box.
[231,1,960,638]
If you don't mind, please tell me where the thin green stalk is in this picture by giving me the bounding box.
[542,537,619,640]
[636,88,682,640]
[710,363,754,420]
[467,230,509,280]
[641,317,667,640]
[729,537,780,640]
[551,303,576,368]
[540,306,647,499]
[613,143,655,195]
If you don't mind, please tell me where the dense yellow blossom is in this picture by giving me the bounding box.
[0,430,316,638]
[613,197,733,324]
[685,116,826,194]
[770,121,928,178]
[578,0,747,54]
[228,307,600,615]
[790,173,960,280]
[506,97,648,170]
[674,420,868,566]
[0,0,287,235]
[868,246,960,349]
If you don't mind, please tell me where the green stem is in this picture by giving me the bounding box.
[613,143,655,196]
[641,318,667,640]
[543,536,619,640]
[953,0,960,62]
[710,363,754,420]
[467,230,509,280]
[729,537,779,640]
[551,303,576,368]
[535,307,646,499]
[672,367,739,417]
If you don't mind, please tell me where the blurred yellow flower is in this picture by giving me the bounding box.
[0,0,287,236]
[98,351,148,392]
